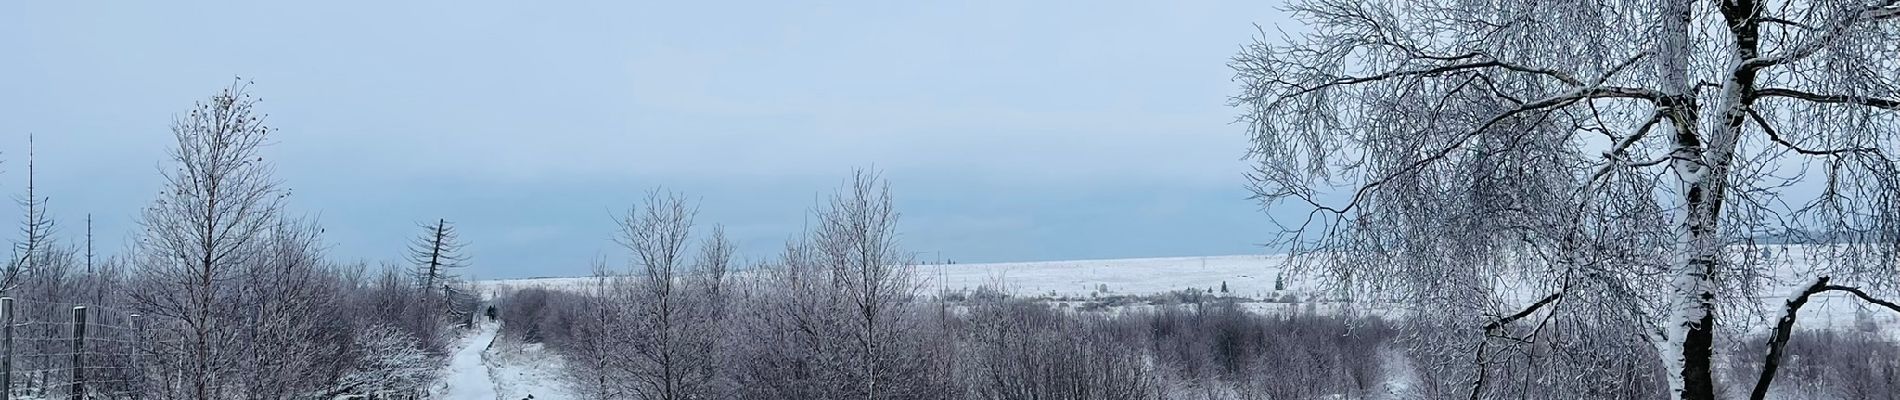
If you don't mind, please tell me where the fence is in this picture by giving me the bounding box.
[0,297,143,400]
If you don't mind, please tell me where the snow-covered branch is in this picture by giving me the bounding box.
[1747,110,1887,156]
[1741,0,1900,71]
[1749,276,1900,400]
[1754,88,1900,111]
[1275,59,1595,101]
[1483,291,1565,332]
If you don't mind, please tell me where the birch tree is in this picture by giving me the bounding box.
[1231,1,1899,399]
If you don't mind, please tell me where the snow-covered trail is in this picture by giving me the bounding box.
[441,322,501,400]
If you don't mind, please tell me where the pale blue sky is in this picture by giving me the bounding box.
[0,1,1292,279]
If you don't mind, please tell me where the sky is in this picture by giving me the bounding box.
[0,0,1294,279]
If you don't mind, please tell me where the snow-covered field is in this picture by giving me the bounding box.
[917,254,1308,298]
[479,249,1899,335]
[482,254,1311,299]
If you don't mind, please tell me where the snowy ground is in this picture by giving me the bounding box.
[438,323,500,400]
[435,321,578,400]
[484,333,578,400]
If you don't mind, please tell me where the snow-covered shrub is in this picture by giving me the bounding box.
[333,324,440,397]
[958,299,1158,400]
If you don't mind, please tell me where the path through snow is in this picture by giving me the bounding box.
[441,322,501,400]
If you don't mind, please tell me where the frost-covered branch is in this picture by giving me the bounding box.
[1750,276,1900,400]
[1482,291,1566,332]
[1748,110,1886,156]
[1754,88,1900,111]
[1742,0,1900,71]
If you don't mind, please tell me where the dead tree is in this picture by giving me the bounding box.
[408,218,468,295]
[4,134,54,294]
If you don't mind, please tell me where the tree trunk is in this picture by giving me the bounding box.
[1655,1,1721,399]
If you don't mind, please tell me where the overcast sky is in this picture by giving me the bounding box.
[0,1,1293,279]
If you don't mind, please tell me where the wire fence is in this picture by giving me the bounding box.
[2,297,145,400]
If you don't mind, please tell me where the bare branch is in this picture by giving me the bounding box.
[1279,60,1581,100]
[1754,88,1900,111]
[1483,291,1566,331]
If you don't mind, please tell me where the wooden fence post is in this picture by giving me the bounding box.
[129,313,140,395]
[2,297,12,400]
[70,306,85,400]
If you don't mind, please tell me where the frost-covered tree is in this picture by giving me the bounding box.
[234,217,350,398]
[1231,1,1900,399]
[613,190,733,400]
[814,170,925,400]
[733,170,935,400]
[132,80,286,399]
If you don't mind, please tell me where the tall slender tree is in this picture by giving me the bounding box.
[133,79,286,399]
[4,134,53,293]
[611,189,735,400]
[1231,1,1899,399]
[815,169,924,400]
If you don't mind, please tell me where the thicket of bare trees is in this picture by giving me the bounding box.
[474,166,1900,399]
[0,81,472,398]
[734,170,943,400]
[494,172,1421,400]
[1230,0,1899,399]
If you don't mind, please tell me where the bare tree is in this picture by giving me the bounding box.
[564,257,633,398]
[235,217,350,398]
[726,170,937,400]
[814,169,926,400]
[132,79,285,399]
[614,189,732,400]
[617,189,695,400]
[733,231,847,399]
[1231,1,1900,399]
[687,224,734,395]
